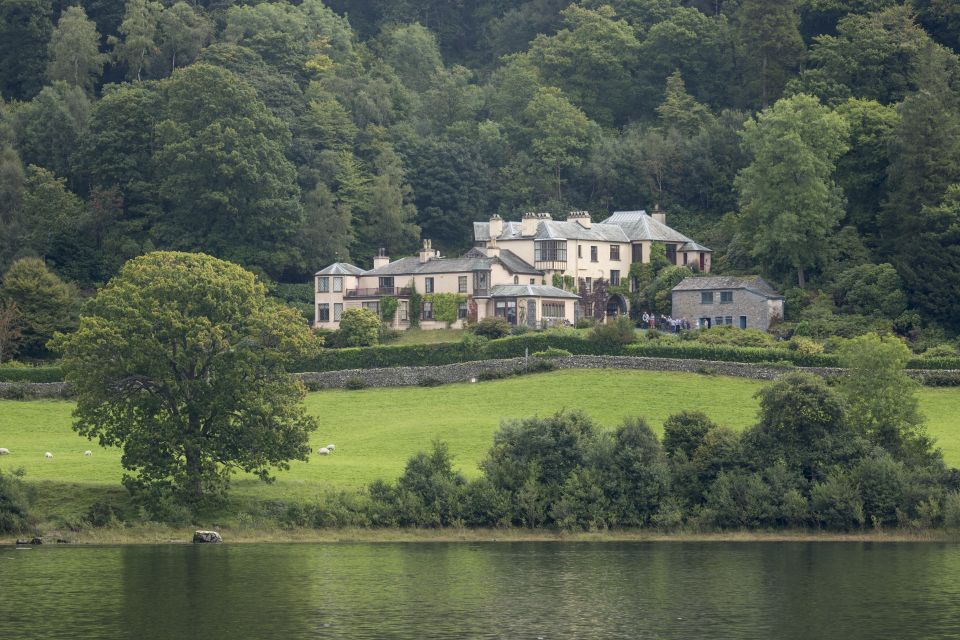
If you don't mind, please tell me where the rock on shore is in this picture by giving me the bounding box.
[192,530,223,544]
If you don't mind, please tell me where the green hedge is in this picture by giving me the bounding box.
[624,342,841,367]
[0,366,64,383]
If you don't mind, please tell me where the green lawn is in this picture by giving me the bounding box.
[2,369,959,514]
[388,328,467,345]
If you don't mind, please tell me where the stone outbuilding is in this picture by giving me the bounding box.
[671,276,784,330]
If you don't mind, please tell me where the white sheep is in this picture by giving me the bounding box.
[317,447,330,456]
[84,450,92,457]
[326,444,335,451]
[44,452,53,459]
[0,448,10,455]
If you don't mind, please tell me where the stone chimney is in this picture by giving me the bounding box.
[486,236,500,259]
[419,239,436,263]
[373,247,390,269]
[651,204,666,225]
[488,214,503,242]
[521,212,539,237]
[568,210,591,228]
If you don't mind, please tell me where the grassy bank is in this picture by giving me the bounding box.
[3,524,958,546]
[2,369,959,523]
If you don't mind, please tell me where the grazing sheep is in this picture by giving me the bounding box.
[0,448,10,455]
[84,450,92,456]
[326,444,335,451]
[317,447,330,455]
[44,452,53,459]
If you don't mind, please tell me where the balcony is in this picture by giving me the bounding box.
[344,287,412,298]
[534,260,567,272]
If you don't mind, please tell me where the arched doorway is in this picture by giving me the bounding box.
[605,294,628,319]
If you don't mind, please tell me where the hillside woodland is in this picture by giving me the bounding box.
[2,0,960,358]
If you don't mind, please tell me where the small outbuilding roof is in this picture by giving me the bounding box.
[489,284,580,299]
[315,263,364,276]
[672,276,783,299]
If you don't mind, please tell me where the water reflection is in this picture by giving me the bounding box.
[1,542,958,639]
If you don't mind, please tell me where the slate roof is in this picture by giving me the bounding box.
[360,249,540,277]
[315,262,364,276]
[681,241,711,252]
[600,210,702,245]
[489,284,580,299]
[672,276,783,299]
[475,211,710,249]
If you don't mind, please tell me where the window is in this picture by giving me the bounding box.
[714,316,723,326]
[630,276,639,292]
[318,304,330,322]
[632,244,643,263]
[399,301,408,321]
[333,277,343,293]
[425,277,434,293]
[585,277,592,293]
[362,301,379,314]
[578,245,583,259]
[543,302,565,318]
[514,275,519,284]
[495,300,517,324]
[725,316,733,325]
[474,271,488,292]
[422,301,433,320]
[590,246,598,262]
[379,276,394,290]
[665,244,677,264]
[701,292,714,304]
[683,253,688,265]
[610,270,620,286]
[610,245,620,261]
[457,303,468,319]
[739,316,747,329]
[720,291,733,303]
[530,278,536,285]
[458,276,467,293]
[334,303,343,321]
[535,240,567,262]
[318,277,329,293]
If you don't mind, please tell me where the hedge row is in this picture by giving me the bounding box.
[0,366,64,383]
[8,335,960,380]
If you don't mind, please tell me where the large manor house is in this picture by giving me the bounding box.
[312,207,764,331]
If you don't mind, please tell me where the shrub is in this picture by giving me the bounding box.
[811,471,865,530]
[921,344,958,358]
[0,365,64,382]
[531,348,572,358]
[0,468,33,534]
[663,411,716,460]
[588,316,636,348]
[944,492,960,529]
[471,316,511,339]
[574,317,594,329]
[84,501,124,528]
[510,323,530,335]
[706,471,773,529]
[344,377,367,390]
[789,336,824,355]
[338,308,382,347]
[853,454,906,527]
[458,478,511,527]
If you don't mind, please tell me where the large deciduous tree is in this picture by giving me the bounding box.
[47,5,106,95]
[735,94,850,287]
[52,252,319,505]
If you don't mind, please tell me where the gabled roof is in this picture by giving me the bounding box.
[600,210,694,244]
[489,284,580,299]
[360,249,540,277]
[315,262,364,276]
[672,276,783,299]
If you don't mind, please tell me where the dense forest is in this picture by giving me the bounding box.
[1,0,960,348]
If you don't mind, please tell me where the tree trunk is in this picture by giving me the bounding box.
[797,267,806,289]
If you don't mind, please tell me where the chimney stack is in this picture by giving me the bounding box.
[419,239,436,263]
[373,247,390,269]
[521,212,538,237]
[651,204,666,225]
[486,236,500,259]
[568,210,591,228]
[488,214,503,243]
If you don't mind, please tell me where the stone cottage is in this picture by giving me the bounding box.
[671,276,784,330]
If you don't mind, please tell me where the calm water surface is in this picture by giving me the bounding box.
[1,542,959,639]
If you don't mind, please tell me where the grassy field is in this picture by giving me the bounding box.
[2,369,959,519]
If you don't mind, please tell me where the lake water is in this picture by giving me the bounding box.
[1,541,959,639]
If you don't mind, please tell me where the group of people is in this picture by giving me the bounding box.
[641,312,691,333]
